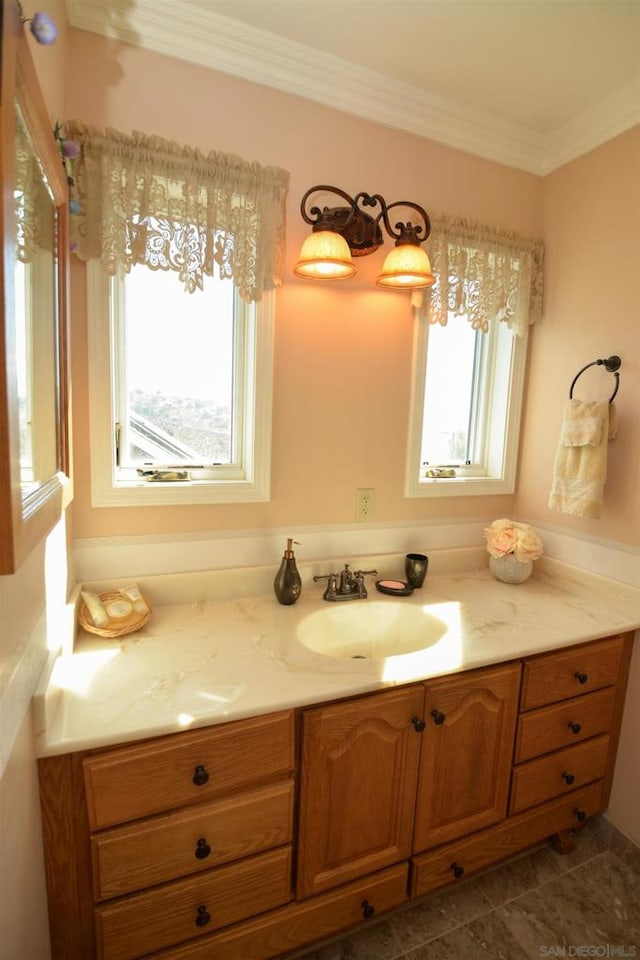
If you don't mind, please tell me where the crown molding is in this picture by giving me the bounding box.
[542,78,640,175]
[65,0,640,176]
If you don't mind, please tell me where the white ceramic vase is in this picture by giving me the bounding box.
[489,554,533,584]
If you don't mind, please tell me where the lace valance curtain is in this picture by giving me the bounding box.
[65,122,290,303]
[413,215,544,337]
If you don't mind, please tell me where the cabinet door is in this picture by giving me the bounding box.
[413,663,520,852]
[297,686,424,898]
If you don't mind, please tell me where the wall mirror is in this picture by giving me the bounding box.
[0,0,71,574]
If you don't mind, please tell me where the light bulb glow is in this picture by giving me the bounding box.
[294,230,356,280]
[376,244,435,289]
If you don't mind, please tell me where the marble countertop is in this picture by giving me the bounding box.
[33,551,640,758]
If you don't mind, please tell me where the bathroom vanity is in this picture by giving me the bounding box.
[35,557,640,960]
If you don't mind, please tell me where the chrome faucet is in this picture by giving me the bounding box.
[313,563,377,601]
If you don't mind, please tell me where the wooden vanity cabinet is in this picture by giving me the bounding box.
[39,710,295,960]
[511,634,632,822]
[38,632,634,960]
[412,632,633,899]
[296,662,521,897]
[413,662,521,851]
[296,685,424,898]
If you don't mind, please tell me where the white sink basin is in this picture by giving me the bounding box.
[297,601,448,660]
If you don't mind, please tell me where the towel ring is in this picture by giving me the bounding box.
[569,355,621,404]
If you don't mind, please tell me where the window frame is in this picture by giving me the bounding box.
[87,261,274,506]
[405,313,528,498]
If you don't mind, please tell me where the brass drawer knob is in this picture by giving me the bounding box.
[431,709,446,726]
[574,808,587,823]
[574,671,588,685]
[412,716,426,732]
[195,905,211,927]
[451,861,464,879]
[567,721,582,734]
[192,764,210,787]
[562,771,575,785]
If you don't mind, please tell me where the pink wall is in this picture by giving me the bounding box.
[66,31,543,539]
[515,127,640,546]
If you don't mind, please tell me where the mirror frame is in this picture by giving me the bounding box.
[0,0,71,574]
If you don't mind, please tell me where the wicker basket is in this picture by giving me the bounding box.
[78,591,152,638]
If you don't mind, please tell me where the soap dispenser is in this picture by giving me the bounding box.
[274,539,302,605]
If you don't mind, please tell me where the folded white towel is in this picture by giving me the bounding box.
[561,416,603,447]
[548,399,617,519]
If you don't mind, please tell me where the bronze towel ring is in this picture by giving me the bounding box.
[569,355,621,404]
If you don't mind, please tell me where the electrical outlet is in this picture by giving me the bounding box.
[356,488,375,522]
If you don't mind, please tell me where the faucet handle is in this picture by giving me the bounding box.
[355,569,378,578]
[313,572,339,600]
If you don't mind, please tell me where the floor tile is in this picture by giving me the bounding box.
[305,918,406,960]
[388,877,492,951]
[572,850,640,938]
[610,828,640,876]
[404,911,530,960]
[497,854,639,960]
[472,845,563,907]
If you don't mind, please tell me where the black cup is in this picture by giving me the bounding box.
[405,553,428,589]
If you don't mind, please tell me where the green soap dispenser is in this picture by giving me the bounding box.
[274,538,302,605]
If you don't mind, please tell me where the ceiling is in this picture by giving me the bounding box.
[65,0,640,174]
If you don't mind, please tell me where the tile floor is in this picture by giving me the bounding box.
[294,827,640,960]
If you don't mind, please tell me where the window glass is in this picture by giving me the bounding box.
[87,259,274,506]
[421,316,480,468]
[117,265,237,469]
[406,314,527,498]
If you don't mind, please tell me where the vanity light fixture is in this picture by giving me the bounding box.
[293,184,435,289]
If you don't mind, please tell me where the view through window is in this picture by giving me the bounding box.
[420,315,486,469]
[116,264,239,471]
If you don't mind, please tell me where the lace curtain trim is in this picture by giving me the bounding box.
[413,215,544,337]
[65,122,290,303]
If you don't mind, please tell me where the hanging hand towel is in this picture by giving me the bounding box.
[548,399,616,519]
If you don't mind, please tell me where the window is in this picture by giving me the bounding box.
[65,122,287,506]
[405,313,528,497]
[87,260,274,506]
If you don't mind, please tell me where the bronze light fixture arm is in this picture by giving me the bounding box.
[376,200,431,246]
[299,185,431,253]
[294,184,435,288]
[300,184,360,230]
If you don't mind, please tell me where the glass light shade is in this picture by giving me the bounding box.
[376,244,435,289]
[294,230,356,280]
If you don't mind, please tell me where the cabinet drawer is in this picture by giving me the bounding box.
[142,864,409,960]
[84,711,294,829]
[520,637,624,711]
[92,780,294,900]
[509,735,609,814]
[514,687,616,762]
[95,845,292,960]
[411,781,602,899]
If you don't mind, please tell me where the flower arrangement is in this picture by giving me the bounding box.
[484,519,543,562]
